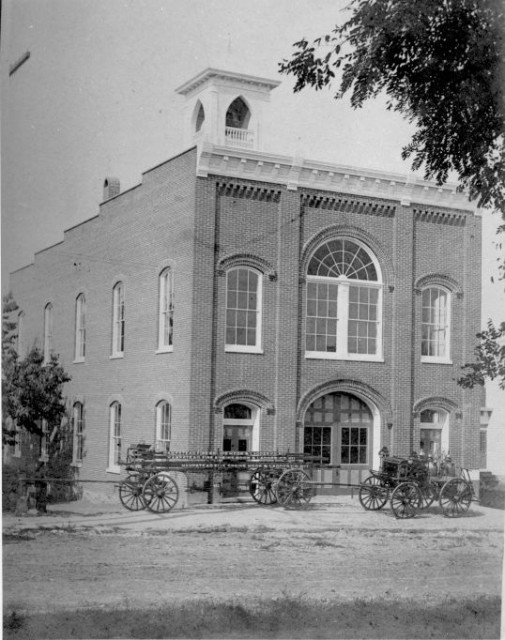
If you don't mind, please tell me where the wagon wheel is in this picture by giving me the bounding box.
[249,468,279,505]
[359,475,389,510]
[119,474,148,511]
[275,469,314,507]
[143,472,179,513]
[390,482,421,519]
[417,480,439,510]
[439,477,472,517]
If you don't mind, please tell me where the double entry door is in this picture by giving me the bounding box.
[304,392,373,492]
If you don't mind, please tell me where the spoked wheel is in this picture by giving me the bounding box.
[417,480,439,510]
[276,469,314,507]
[119,474,148,511]
[390,482,420,519]
[143,472,179,513]
[439,478,472,517]
[359,476,389,510]
[249,468,279,505]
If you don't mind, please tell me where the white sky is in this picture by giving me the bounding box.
[1,0,504,328]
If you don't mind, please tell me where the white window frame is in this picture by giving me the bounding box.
[107,401,122,473]
[222,402,260,451]
[43,303,53,364]
[155,401,172,452]
[111,282,125,358]
[305,239,383,362]
[72,402,84,465]
[157,269,174,353]
[421,286,451,363]
[225,267,263,353]
[74,294,86,362]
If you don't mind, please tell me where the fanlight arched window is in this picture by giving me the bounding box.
[223,402,255,452]
[419,408,449,459]
[225,97,250,129]
[306,238,382,359]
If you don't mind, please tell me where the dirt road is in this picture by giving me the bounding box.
[3,497,503,615]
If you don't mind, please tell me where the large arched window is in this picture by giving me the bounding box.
[155,400,171,452]
[421,287,451,362]
[157,268,174,351]
[306,238,383,359]
[223,402,256,452]
[74,294,86,361]
[111,282,125,356]
[225,267,262,352]
[43,303,53,363]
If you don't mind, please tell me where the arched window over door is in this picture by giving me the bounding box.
[419,408,449,458]
[223,403,255,452]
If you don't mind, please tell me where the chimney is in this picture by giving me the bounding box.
[103,177,120,201]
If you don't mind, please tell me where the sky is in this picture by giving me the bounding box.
[1,0,504,329]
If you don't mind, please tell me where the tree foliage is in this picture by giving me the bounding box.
[458,320,505,390]
[279,0,505,213]
[3,346,71,439]
[2,292,19,444]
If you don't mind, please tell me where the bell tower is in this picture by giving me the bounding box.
[176,68,280,152]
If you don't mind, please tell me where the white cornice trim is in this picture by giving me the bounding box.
[176,68,281,97]
[197,143,475,212]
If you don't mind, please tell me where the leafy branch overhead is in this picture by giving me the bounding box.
[279,0,505,213]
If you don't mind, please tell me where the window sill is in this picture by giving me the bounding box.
[73,357,85,364]
[155,347,173,354]
[110,353,124,360]
[106,466,121,475]
[305,352,384,362]
[71,461,83,468]
[421,358,452,365]
[225,346,264,354]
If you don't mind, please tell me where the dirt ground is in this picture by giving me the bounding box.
[3,495,504,619]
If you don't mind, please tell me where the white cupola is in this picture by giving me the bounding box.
[175,68,280,152]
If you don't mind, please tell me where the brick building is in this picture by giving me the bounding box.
[9,69,484,495]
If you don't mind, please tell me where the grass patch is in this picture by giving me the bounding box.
[3,594,500,639]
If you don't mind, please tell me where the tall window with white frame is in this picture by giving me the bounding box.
[108,401,121,471]
[225,267,262,352]
[74,294,86,361]
[158,269,174,351]
[155,400,171,452]
[305,239,383,360]
[43,303,53,363]
[73,402,84,464]
[112,282,125,356]
[421,287,451,362]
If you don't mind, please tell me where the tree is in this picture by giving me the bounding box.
[458,320,505,390]
[280,0,505,388]
[4,346,71,439]
[2,292,19,445]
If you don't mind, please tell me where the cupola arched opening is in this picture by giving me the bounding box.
[225,97,251,129]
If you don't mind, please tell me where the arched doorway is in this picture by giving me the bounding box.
[304,392,375,491]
